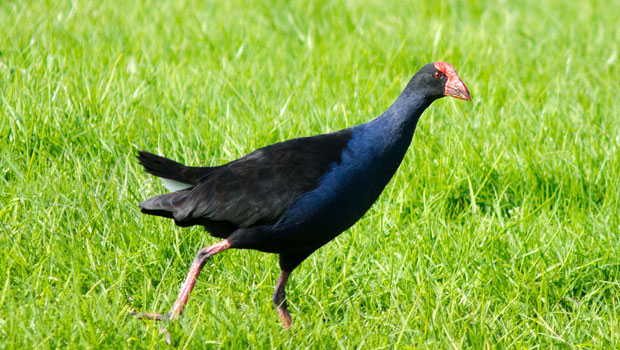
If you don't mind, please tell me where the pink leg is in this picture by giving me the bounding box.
[132,239,231,321]
[272,270,292,328]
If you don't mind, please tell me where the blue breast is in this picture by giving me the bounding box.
[271,118,417,249]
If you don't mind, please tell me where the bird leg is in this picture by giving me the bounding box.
[132,239,231,321]
[272,270,292,328]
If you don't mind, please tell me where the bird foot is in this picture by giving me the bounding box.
[130,312,172,344]
[277,307,292,329]
[129,311,167,321]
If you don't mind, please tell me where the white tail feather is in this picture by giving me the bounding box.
[161,178,193,192]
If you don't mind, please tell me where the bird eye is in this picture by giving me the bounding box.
[433,71,443,79]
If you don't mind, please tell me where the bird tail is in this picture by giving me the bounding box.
[137,151,205,222]
[137,151,211,191]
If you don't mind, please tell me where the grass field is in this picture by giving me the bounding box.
[1,0,620,348]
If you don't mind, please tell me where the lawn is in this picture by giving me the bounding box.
[1,0,620,348]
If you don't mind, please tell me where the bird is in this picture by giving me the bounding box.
[132,61,471,328]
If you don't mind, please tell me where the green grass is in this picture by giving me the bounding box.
[1,0,620,348]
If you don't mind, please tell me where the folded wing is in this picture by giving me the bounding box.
[139,129,353,236]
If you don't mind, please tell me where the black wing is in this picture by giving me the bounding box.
[139,129,353,234]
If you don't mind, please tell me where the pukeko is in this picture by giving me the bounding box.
[132,62,471,328]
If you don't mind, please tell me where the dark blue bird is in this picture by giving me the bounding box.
[133,62,471,327]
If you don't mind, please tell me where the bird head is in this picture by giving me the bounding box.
[410,62,471,101]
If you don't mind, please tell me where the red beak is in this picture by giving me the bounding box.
[445,76,471,101]
[434,62,471,101]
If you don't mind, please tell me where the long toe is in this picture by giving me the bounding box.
[130,311,165,321]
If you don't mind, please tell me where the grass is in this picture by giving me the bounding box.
[1,0,620,348]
